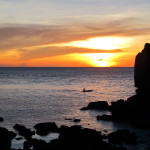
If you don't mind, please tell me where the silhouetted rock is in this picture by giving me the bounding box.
[97,114,113,121]
[34,122,59,136]
[134,43,150,95]
[73,118,81,123]
[57,125,117,150]
[80,43,150,129]
[0,117,4,122]
[58,125,127,150]
[15,137,23,140]
[65,117,81,123]
[0,127,16,150]
[13,124,34,140]
[23,140,32,150]
[65,117,73,120]
[107,129,137,144]
[31,138,48,150]
[81,101,109,110]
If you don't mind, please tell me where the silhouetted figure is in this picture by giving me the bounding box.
[134,43,150,95]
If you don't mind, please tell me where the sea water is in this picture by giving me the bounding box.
[0,67,135,130]
[1,67,150,150]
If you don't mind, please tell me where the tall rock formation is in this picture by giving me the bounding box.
[134,43,150,95]
[111,43,150,128]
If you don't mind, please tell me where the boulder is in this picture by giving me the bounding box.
[13,124,34,140]
[97,114,113,121]
[31,139,48,150]
[34,122,59,136]
[73,118,81,123]
[57,125,126,150]
[23,140,32,150]
[0,127,16,150]
[107,129,137,144]
[0,117,4,122]
[81,101,109,110]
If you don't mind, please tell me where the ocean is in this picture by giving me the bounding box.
[1,67,150,150]
[0,67,135,131]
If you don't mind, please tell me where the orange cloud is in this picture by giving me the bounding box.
[18,46,123,60]
[0,19,150,52]
[0,19,149,67]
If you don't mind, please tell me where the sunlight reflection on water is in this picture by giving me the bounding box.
[0,67,135,132]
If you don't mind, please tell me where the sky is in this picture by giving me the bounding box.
[0,0,150,67]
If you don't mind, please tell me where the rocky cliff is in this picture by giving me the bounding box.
[134,43,150,95]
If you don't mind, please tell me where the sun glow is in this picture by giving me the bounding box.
[82,53,117,67]
[66,37,131,50]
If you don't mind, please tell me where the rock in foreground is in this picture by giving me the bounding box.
[0,127,16,150]
[34,122,59,136]
[107,129,137,144]
[13,124,34,140]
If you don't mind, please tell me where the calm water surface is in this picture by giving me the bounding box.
[1,67,150,149]
[0,67,135,131]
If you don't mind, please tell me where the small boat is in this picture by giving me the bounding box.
[82,88,93,92]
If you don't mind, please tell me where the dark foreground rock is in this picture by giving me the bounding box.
[13,124,35,140]
[107,129,137,144]
[81,101,109,110]
[73,118,81,123]
[34,122,59,136]
[0,122,134,150]
[0,127,16,150]
[97,114,113,121]
[0,117,4,122]
[56,125,125,150]
[65,117,81,123]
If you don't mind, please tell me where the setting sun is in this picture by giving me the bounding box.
[81,53,117,67]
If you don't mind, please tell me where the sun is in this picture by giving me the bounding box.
[63,36,131,67]
[30,36,131,67]
[81,53,117,67]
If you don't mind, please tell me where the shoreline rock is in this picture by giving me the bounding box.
[0,127,16,150]
[13,124,35,140]
[0,121,140,150]
[0,117,4,122]
[107,129,137,144]
[34,122,59,136]
[80,101,109,110]
[81,43,150,129]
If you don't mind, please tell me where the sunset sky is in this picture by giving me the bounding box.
[1,0,150,67]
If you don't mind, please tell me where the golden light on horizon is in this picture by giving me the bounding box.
[66,37,132,50]
[63,36,132,67]
[81,53,117,67]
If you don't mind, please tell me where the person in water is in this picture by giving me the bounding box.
[83,88,86,92]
